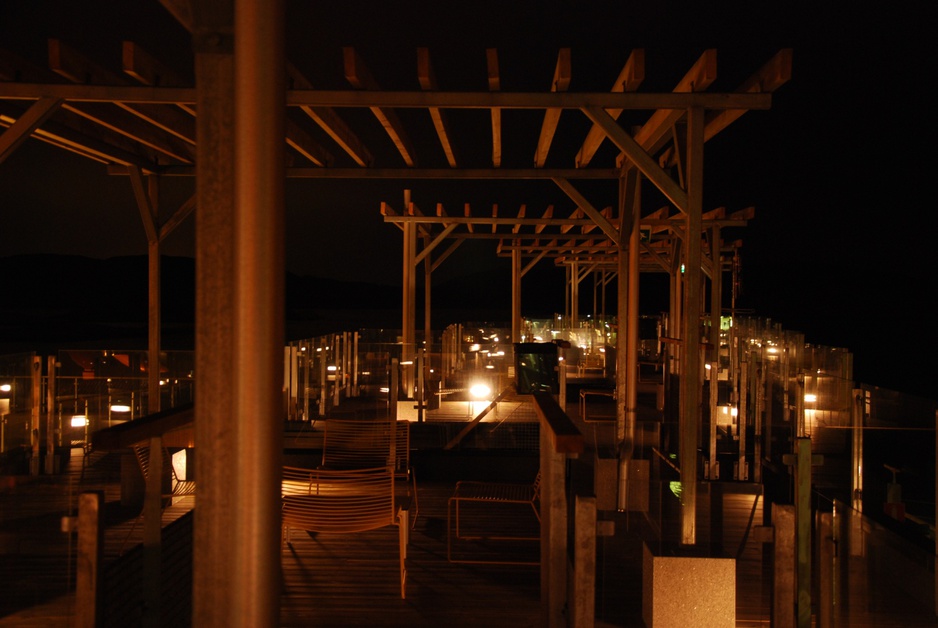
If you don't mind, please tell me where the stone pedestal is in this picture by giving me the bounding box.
[642,543,735,627]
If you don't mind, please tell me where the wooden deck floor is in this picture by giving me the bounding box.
[2,386,936,626]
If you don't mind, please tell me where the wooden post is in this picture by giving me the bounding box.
[30,355,40,475]
[783,437,821,628]
[571,495,597,627]
[817,510,834,628]
[795,437,812,628]
[75,491,104,628]
[533,392,584,628]
[190,1,237,624]
[540,435,565,627]
[142,435,163,627]
[511,244,522,343]
[773,504,795,627]
[679,106,704,546]
[45,355,55,474]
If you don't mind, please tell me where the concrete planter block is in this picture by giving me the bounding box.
[642,543,735,627]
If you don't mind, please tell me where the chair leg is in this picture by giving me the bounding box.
[398,516,408,599]
[410,471,419,529]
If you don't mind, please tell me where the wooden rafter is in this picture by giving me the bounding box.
[287,61,372,167]
[486,48,501,168]
[576,49,645,167]
[533,48,571,167]
[344,46,417,167]
[418,48,457,168]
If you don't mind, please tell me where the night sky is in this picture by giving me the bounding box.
[0,1,935,398]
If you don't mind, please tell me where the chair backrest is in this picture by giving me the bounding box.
[133,444,194,497]
[321,419,410,476]
[281,465,396,534]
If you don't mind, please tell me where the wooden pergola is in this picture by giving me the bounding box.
[0,2,790,625]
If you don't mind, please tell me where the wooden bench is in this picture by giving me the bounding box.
[282,465,409,599]
[447,471,541,564]
[320,418,418,525]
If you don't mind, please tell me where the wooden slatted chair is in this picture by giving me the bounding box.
[320,418,418,526]
[281,465,409,599]
[447,471,541,564]
[119,444,195,554]
[133,443,195,504]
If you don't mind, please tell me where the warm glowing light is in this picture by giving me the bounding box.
[469,383,491,399]
[71,415,88,427]
[172,449,188,481]
[400,360,413,366]
[110,404,131,413]
[469,344,481,352]
[327,365,338,372]
[804,393,817,403]
[0,384,10,392]
[379,386,390,393]
[485,364,495,369]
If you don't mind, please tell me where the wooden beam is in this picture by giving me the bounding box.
[576,49,645,167]
[287,61,372,167]
[582,106,689,213]
[0,82,771,110]
[0,96,63,164]
[159,193,196,241]
[418,48,458,168]
[705,48,792,141]
[535,205,554,234]
[486,48,501,168]
[0,106,164,168]
[49,39,197,149]
[344,46,417,166]
[512,204,526,234]
[633,49,718,156]
[533,391,584,454]
[534,48,571,167]
[122,41,196,114]
[129,165,159,244]
[284,117,334,166]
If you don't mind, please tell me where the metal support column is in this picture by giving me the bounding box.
[231,1,285,624]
